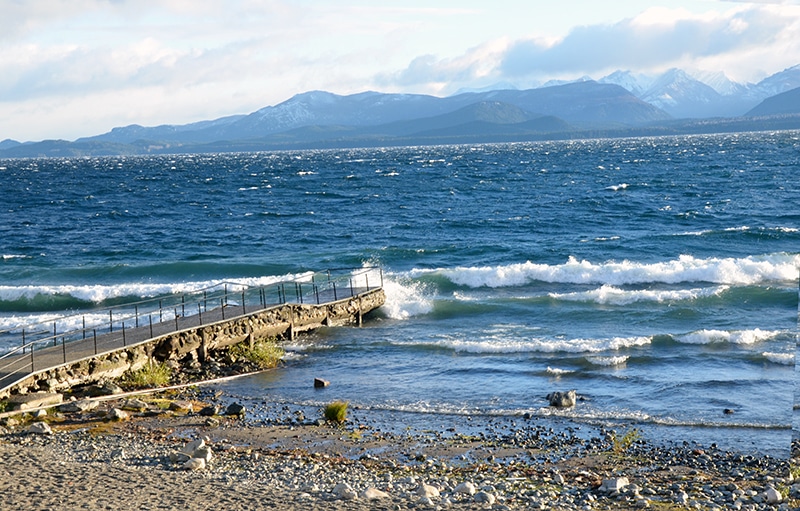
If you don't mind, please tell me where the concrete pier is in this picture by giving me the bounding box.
[0,285,385,402]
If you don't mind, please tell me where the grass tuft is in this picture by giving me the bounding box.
[610,428,641,455]
[229,337,284,369]
[120,360,172,389]
[323,400,348,424]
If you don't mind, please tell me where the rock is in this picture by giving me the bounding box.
[314,378,330,388]
[225,403,246,416]
[106,408,129,421]
[182,457,206,471]
[361,487,389,500]
[332,483,357,500]
[765,487,782,504]
[198,405,219,416]
[181,438,206,455]
[204,417,220,427]
[121,399,148,412]
[33,409,48,418]
[723,408,735,415]
[417,496,434,507]
[192,445,214,463]
[168,400,194,413]
[474,491,496,505]
[9,392,63,411]
[83,382,123,397]
[546,390,577,408]
[170,452,191,463]
[27,422,53,435]
[454,482,477,495]
[600,477,629,493]
[417,483,440,499]
[58,399,99,413]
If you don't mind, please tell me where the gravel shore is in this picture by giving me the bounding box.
[0,388,796,510]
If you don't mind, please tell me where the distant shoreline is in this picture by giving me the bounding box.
[2,116,799,160]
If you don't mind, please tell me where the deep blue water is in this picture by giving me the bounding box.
[1,131,798,456]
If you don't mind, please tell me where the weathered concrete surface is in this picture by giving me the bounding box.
[1,289,384,404]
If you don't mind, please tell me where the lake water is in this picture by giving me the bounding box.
[1,131,797,456]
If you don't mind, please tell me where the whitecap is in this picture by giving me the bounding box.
[407,335,650,354]
[550,284,728,305]
[545,366,573,375]
[586,355,629,366]
[380,278,433,320]
[762,352,794,365]
[675,328,781,345]
[410,253,800,288]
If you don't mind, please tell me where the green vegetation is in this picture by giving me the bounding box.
[229,337,284,369]
[0,401,9,414]
[120,360,172,389]
[323,401,348,424]
[610,428,642,455]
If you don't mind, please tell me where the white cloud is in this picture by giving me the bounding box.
[384,4,800,89]
[0,1,799,141]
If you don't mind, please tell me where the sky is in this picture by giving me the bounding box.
[1,0,799,142]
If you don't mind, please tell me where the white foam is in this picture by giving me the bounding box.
[413,335,650,354]
[550,284,729,305]
[586,355,629,366]
[675,328,782,345]
[762,352,794,365]
[411,253,799,288]
[0,272,309,305]
[545,366,574,375]
[606,183,629,191]
[380,278,433,320]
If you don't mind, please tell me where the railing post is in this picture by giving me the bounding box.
[333,282,338,301]
[93,329,97,354]
[242,290,246,315]
[175,308,179,330]
[159,300,163,322]
[366,273,370,291]
[221,298,226,320]
[109,311,113,333]
[62,336,66,363]
[380,267,384,287]
[350,278,354,297]
[224,284,228,307]
[82,316,86,339]
[315,284,320,304]
[182,295,186,316]
[122,323,126,347]
[149,315,153,338]
[53,322,57,346]
[198,303,203,324]
[21,329,25,355]
[30,344,34,372]
[135,305,139,328]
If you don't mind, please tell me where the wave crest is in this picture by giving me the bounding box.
[411,253,799,288]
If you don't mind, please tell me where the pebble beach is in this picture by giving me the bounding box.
[0,387,795,511]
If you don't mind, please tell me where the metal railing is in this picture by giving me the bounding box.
[0,266,382,388]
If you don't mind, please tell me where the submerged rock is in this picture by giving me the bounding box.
[546,390,577,408]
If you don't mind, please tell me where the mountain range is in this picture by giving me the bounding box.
[1,65,799,158]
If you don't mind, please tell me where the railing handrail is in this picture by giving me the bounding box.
[0,266,382,366]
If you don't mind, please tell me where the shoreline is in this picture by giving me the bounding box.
[0,387,795,510]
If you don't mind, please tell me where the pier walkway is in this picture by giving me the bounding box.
[0,267,384,399]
